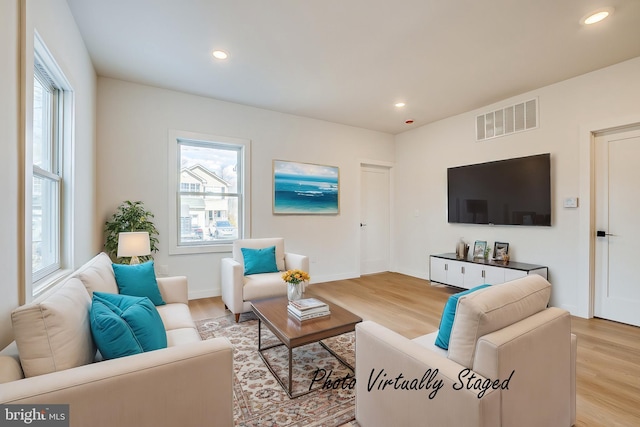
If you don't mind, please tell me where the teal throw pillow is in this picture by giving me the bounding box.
[435,284,491,350]
[112,261,165,306]
[241,246,279,275]
[90,292,167,360]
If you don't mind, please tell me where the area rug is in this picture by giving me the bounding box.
[196,313,356,427]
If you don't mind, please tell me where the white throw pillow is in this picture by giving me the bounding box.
[12,278,96,377]
[73,252,119,296]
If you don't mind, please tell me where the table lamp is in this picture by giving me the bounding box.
[117,231,151,265]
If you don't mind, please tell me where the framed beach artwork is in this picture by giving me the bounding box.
[273,160,340,215]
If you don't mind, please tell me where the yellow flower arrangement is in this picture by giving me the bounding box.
[281,269,310,285]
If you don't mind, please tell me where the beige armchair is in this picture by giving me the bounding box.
[355,275,577,427]
[221,238,309,322]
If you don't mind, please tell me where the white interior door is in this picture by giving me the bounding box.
[360,165,390,275]
[594,127,640,326]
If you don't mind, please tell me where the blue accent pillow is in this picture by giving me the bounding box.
[241,246,279,275]
[112,261,165,306]
[90,292,167,360]
[435,284,491,350]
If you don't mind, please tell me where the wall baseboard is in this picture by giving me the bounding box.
[188,272,360,300]
[559,303,580,317]
[188,288,220,300]
[311,272,360,284]
[395,267,430,281]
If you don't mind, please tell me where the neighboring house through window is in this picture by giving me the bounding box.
[168,130,250,254]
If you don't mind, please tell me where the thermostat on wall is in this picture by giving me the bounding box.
[563,197,579,208]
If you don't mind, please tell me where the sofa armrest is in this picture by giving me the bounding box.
[473,308,573,427]
[220,258,245,313]
[356,321,500,427]
[284,252,309,281]
[0,338,234,427]
[157,275,189,304]
[284,253,309,272]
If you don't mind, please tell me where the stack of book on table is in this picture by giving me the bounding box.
[287,298,330,321]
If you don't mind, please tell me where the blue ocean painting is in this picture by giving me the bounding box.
[273,160,339,214]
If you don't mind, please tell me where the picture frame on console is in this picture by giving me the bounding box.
[473,241,487,259]
[493,242,509,261]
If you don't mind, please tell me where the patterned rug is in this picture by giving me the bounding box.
[196,313,356,427]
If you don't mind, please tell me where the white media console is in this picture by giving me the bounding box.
[429,253,548,290]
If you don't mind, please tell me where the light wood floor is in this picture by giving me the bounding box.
[189,272,640,427]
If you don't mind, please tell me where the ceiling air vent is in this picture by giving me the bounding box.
[476,98,538,141]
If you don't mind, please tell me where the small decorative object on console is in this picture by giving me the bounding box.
[282,269,310,301]
[456,238,469,260]
[493,242,510,261]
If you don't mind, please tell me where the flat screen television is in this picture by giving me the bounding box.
[447,153,551,226]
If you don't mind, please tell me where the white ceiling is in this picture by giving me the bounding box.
[66,0,640,135]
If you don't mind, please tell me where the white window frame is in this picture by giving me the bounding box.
[26,32,74,299]
[168,130,251,255]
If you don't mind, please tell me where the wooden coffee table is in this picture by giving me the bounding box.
[251,296,362,398]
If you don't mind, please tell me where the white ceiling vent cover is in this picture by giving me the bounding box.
[476,98,538,141]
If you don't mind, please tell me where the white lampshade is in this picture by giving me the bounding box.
[117,232,151,264]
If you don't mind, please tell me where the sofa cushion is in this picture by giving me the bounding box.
[156,303,197,331]
[0,356,24,383]
[243,272,288,301]
[90,292,167,360]
[233,238,286,271]
[166,328,202,347]
[412,331,448,358]
[241,246,279,275]
[113,261,166,306]
[447,274,551,368]
[11,278,96,378]
[73,252,119,296]
[435,284,490,350]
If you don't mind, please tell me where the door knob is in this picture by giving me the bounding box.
[596,230,615,237]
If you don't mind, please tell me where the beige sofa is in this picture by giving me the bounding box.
[355,275,577,427]
[0,252,233,427]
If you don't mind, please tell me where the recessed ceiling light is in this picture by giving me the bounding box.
[395,102,406,108]
[581,7,614,25]
[212,50,229,60]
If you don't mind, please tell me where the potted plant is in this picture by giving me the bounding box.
[104,200,159,264]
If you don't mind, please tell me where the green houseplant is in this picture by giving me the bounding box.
[104,200,159,264]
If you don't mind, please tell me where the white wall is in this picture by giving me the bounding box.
[96,78,395,298]
[0,0,96,348]
[394,56,640,314]
[24,0,98,266]
[0,0,20,349]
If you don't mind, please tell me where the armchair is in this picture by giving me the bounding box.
[221,238,309,322]
[355,275,577,427]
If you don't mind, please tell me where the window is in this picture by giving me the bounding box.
[168,130,250,254]
[180,182,201,192]
[28,34,73,295]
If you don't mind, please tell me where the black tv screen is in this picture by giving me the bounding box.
[447,153,551,226]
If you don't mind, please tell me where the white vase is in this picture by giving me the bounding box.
[287,282,303,301]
